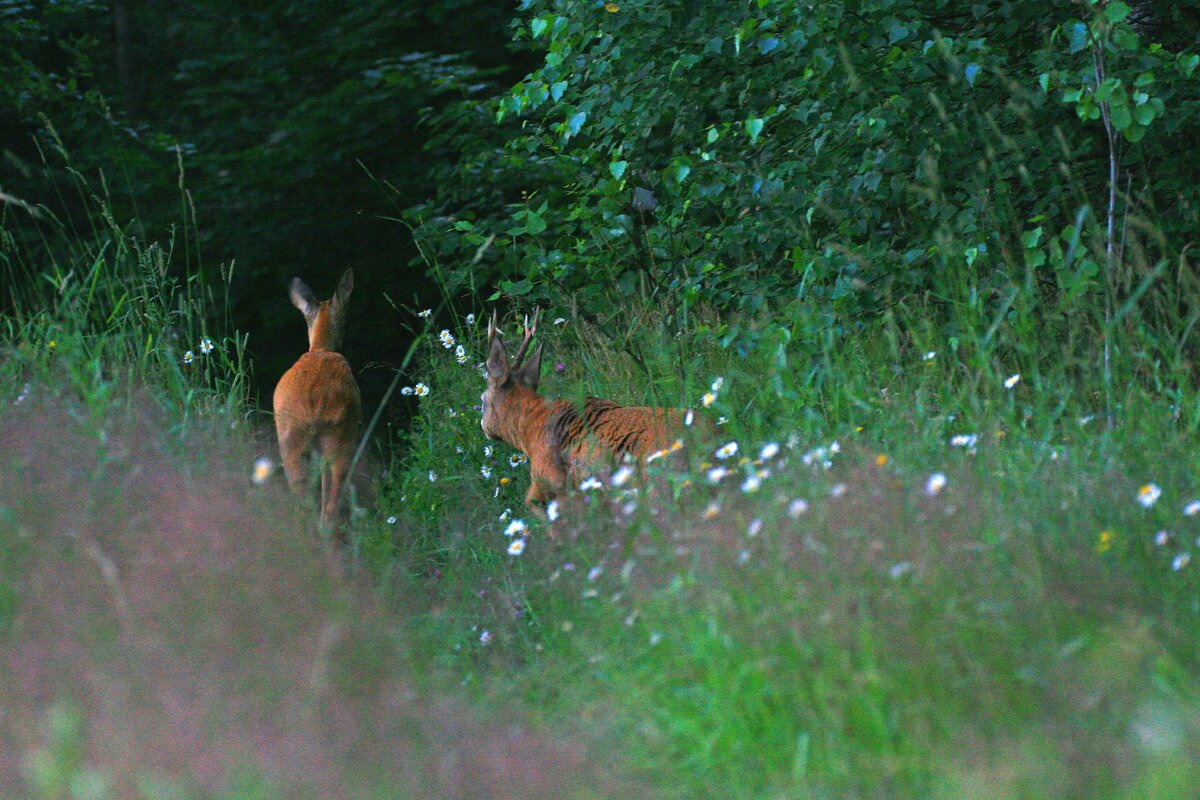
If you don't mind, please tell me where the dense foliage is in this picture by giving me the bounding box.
[414,0,1200,345]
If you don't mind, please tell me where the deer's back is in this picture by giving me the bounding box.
[548,397,686,473]
[273,351,361,432]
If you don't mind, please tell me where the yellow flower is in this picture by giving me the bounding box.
[604,2,620,11]
[1096,529,1115,554]
[48,340,57,351]
[875,454,889,467]
[500,477,511,486]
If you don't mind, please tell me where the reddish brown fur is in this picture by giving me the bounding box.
[481,311,694,515]
[273,269,361,530]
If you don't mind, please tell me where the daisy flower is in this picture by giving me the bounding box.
[701,392,717,408]
[706,466,731,484]
[466,313,476,325]
[418,308,432,318]
[546,500,560,521]
[505,519,528,537]
[199,337,214,355]
[922,351,936,361]
[711,377,725,393]
[925,472,947,496]
[1004,373,1020,389]
[401,386,414,396]
[703,501,722,519]
[684,409,695,427]
[479,629,492,644]
[1137,483,1162,509]
[787,498,809,518]
[740,474,762,493]
[1184,500,1200,517]
[456,345,468,364]
[439,329,455,348]
[950,434,978,448]
[414,383,430,397]
[1155,530,1170,547]
[183,350,194,364]
[251,456,274,485]
[480,465,492,479]
[747,518,763,537]
[759,442,780,461]
[714,442,739,460]
[611,465,634,487]
[428,470,438,482]
[580,476,603,491]
[1172,553,1191,571]
[554,317,567,325]
[507,538,526,556]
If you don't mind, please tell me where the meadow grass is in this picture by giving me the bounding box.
[368,285,1200,798]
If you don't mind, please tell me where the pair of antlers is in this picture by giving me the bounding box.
[487,307,541,369]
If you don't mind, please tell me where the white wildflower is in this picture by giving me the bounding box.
[787,498,809,518]
[925,472,948,496]
[611,465,635,487]
[479,629,492,644]
[922,351,936,361]
[701,392,717,408]
[830,483,847,498]
[554,317,567,325]
[889,562,913,579]
[1155,530,1170,547]
[505,519,528,537]
[466,313,476,325]
[1184,500,1200,517]
[580,476,603,491]
[1172,553,1191,571]
[714,441,739,460]
[417,308,432,318]
[684,409,695,427]
[428,470,438,482]
[1004,373,1020,389]
[1138,483,1162,509]
[740,474,762,493]
[587,565,603,582]
[507,538,526,556]
[401,386,414,396]
[183,350,194,364]
[251,456,274,485]
[414,382,430,397]
[546,500,560,521]
[747,518,763,537]
[456,345,468,364]
[706,466,731,484]
[950,433,978,448]
[199,337,214,355]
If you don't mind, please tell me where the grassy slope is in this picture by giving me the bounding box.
[368,308,1200,799]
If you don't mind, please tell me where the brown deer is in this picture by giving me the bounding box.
[481,309,698,516]
[273,269,361,531]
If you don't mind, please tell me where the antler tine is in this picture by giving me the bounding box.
[511,307,540,368]
[487,309,499,343]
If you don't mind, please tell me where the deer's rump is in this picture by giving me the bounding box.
[273,351,361,432]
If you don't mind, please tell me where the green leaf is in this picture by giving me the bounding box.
[1022,227,1043,249]
[550,81,568,101]
[1104,1,1131,23]
[707,127,719,144]
[746,117,765,144]
[609,160,627,180]
[531,17,548,38]
[673,162,691,183]
[1134,104,1155,126]
[565,111,587,138]
[1066,21,1088,54]
[1180,54,1199,77]
[1038,73,1050,93]
[1110,103,1132,131]
[1124,123,1146,142]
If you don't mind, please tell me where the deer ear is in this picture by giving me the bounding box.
[486,332,510,383]
[334,268,354,308]
[514,342,544,390]
[289,277,318,319]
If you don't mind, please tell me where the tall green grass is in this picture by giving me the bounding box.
[369,178,1200,798]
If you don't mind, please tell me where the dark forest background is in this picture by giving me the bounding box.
[0,0,537,409]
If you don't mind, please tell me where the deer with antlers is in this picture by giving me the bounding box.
[273,269,361,532]
[481,309,699,516]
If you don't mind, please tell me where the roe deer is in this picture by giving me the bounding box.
[481,309,699,516]
[273,269,361,530]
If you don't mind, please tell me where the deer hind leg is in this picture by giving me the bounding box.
[277,424,312,497]
[318,430,355,532]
